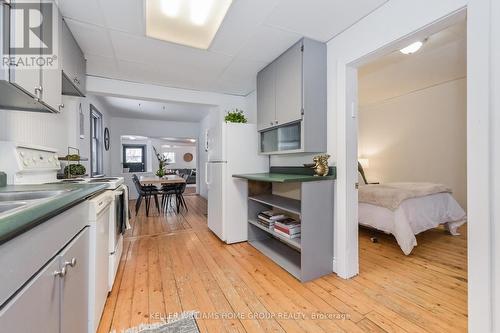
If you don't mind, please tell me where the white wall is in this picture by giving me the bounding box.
[0,94,112,176]
[358,78,467,209]
[159,145,196,170]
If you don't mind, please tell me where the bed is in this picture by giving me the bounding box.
[357,165,466,254]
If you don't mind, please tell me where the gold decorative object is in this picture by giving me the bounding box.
[311,154,330,176]
[183,153,193,162]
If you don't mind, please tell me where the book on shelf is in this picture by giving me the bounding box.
[258,210,286,221]
[256,219,273,229]
[274,217,301,229]
[274,224,301,235]
[274,229,301,239]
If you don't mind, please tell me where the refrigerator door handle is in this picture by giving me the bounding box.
[205,162,210,186]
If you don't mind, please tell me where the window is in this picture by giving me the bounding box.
[123,145,146,172]
[90,105,103,176]
[163,152,176,163]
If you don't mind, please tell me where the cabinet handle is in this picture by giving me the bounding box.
[54,267,67,278]
[64,257,77,268]
[58,104,64,112]
[34,86,42,100]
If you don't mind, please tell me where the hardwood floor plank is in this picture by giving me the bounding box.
[98,196,467,333]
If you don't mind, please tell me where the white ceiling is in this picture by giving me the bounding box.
[57,0,388,96]
[94,95,212,122]
[358,20,466,106]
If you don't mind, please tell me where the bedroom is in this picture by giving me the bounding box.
[356,17,467,298]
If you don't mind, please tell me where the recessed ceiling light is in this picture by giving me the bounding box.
[400,41,423,55]
[146,0,233,49]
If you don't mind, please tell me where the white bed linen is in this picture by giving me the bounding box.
[358,193,466,255]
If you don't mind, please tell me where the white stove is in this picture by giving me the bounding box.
[58,177,124,190]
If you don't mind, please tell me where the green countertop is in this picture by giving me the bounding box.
[0,183,108,245]
[232,173,336,183]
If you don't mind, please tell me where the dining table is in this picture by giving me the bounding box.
[139,175,186,185]
[139,175,187,214]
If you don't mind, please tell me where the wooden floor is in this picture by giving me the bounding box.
[98,195,467,333]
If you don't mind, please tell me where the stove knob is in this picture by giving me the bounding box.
[48,157,53,162]
[23,160,29,166]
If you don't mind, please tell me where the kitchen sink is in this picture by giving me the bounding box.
[0,190,70,202]
[0,202,27,214]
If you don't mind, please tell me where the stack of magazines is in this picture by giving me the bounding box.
[257,210,286,229]
[274,218,301,239]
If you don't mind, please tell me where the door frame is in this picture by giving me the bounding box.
[330,2,495,332]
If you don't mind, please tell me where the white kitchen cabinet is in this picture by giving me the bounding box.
[0,252,60,333]
[61,18,86,97]
[257,38,327,154]
[0,227,90,333]
[275,41,303,126]
[61,228,90,333]
[257,63,276,131]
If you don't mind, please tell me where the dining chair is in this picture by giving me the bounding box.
[132,174,160,216]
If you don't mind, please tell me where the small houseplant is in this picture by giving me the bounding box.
[153,147,168,177]
[224,109,247,123]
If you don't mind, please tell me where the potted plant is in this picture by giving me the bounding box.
[224,109,247,123]
[153,147,168,178]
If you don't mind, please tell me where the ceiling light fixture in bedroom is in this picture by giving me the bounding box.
[400,41,423,54]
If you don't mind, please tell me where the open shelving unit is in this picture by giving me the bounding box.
[244,175,335,282]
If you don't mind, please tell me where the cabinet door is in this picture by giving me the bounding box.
[9,0,42,98]
[0,253,60,333]
[61,18,86,96]
[257,63,276,131]
[40,1,62,112]
[275,41,303,126]
[60,228,90,333]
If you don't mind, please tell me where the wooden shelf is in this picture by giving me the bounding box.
[248,239,301,280]
[248,194,301,215]
[248,219,301,251]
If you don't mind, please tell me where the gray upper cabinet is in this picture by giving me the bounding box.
[257,63,276,130]
[61,18,86,97]
[257,38,327,154]
[0,0,62,113]
[275,41,303,126]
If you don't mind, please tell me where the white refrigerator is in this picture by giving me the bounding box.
[205,123,269,243]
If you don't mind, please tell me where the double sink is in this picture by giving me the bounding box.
[0,190,71,217]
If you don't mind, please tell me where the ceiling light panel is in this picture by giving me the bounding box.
[146,0,233,49]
